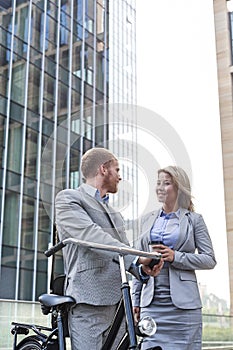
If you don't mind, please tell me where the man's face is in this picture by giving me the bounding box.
[102,160,122,193]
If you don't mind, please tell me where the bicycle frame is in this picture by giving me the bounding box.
[11,292,76,350]
[101,255,137,350]
[11,322,54,349]
[44,238,161,350]
[11,238,161,350]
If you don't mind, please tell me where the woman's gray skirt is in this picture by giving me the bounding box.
[140,298,202,350]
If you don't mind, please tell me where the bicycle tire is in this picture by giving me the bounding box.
[16,336,42,350]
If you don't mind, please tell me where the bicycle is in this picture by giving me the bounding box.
[11,238,162,350]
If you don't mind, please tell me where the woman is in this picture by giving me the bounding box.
[132,166,216,350]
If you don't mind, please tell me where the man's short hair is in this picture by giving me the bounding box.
[81,148,117,179]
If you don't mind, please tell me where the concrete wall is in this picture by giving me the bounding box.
[213,0,233,316]
[0,300,49,350]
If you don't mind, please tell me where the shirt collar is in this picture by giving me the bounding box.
[160,208,180,219]
[82,183,109,204]
[95,190,109,204]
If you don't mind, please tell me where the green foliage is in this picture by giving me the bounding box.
[203,325,233,341]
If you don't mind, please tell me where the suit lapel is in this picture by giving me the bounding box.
[79,186,124,242]
[141,210,159,237]
[174,208,190,250]
[141,208,191,250]
[97,201,124,242]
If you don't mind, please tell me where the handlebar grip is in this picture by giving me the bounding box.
[148,255,161,268]
[44,241,66,257]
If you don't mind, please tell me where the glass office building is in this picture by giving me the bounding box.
[0,0,137,344]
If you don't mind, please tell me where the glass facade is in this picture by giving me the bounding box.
[0,0,110,302]
[0,0,137,309]
[108,0,138,245]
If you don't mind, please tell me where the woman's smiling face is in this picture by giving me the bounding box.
[156,171,178,209]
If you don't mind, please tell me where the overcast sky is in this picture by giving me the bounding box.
[135,0,229,303]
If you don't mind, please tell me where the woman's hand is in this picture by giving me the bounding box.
[151,244,175,262]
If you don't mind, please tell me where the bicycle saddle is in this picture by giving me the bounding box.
[39,293,76,307]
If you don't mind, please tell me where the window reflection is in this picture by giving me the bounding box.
[7,121,22,173]
[3,191,19,246]
[0,0,110,301]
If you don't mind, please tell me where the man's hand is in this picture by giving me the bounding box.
[138,256,164,277]
[133,306,140,323]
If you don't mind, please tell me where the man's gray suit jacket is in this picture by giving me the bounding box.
[55,184,140,306]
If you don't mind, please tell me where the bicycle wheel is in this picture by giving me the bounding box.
[16,336,42,350]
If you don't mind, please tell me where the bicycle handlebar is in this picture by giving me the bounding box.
[44,241,66,257]
[44,237,162,260]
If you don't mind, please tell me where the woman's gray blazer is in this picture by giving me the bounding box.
[132,208,216,310]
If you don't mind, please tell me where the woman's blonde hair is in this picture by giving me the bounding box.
[158,166,194,212]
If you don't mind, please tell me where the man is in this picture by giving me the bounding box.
[55,147,162,350]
